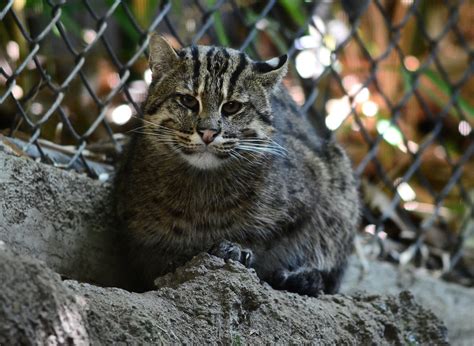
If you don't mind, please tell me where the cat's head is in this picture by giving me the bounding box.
[141,34,288,170]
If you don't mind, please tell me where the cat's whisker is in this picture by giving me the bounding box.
[127,125,148,133]
[132,116,165,128]
[239,143,288,155]
[230,149,253,164]
[238,143,286,152]
[237,145,287,158]
[155,141,181,145]
[240,138,272,142]
[152,126,176,133]
[129,133,182,146]
[242,151,261,164]
[239,145,288,156]
[147,128,176,135]
[130,133,178,142]
[130,128,176,137]
[130,129,170,134]
[130,114,158,127]
[239,143,286,151]
[240,139,288,153]
[228,151,240,162]
[132,117,177,133]
[130,128,177,136]
[128,122,172,132]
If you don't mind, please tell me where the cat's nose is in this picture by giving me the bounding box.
[197,128,219,144]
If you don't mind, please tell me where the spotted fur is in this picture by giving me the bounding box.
[115,34,360,296]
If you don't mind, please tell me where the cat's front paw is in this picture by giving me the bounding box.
[209,240,253,267]
[270,268,324,297]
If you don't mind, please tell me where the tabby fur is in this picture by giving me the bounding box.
[115,34,360,296]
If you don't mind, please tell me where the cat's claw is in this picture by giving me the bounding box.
[209,240,253,268]
[240,249,253,267]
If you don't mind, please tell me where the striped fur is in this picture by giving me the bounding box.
[115,35,360,295]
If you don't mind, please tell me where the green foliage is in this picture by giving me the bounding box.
[278,0,306,26]
[106,0,140,43]
[207,0,230,46]
[402,68,474,119]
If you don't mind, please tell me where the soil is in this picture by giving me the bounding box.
[0,246,448,344]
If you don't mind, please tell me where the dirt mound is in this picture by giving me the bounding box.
[0,246,448,344]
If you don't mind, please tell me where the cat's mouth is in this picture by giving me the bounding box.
[170,132,237,169]
[179,150,227,170]
[180,144,231,155]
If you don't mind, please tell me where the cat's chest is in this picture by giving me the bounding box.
[156,200,246,233]
[147,199,278,246]
[144,209,245,251]
[156,179,261,220]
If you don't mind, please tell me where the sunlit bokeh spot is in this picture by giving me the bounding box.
[458,120,472,136]
[318,46,332,66]
[6,41,20,61]
[31,102,43,115]
[295,50,324,79]
[362,100,379,117]
[144,69,152,85]
[82,29,97,44]
[396,181,417,202]
[325,96,351,130]
[111,104,132,125]
[348,84,370,104]
[327,19,349,45]
[376,120,403,146]
[404,55,420,71]
[12,85,23,99]
[295,35,321,50]
[364,224,376,235]
[107,72,120,88]
[311,15,326,35]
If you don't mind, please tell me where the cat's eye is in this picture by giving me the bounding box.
[179,94,199,111]
[221,101,242,116]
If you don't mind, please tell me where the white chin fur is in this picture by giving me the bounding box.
[181,151,223,170]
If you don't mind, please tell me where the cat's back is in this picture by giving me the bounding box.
[271,86,329,156]
[269,86,358,210]
[271,87,347,160]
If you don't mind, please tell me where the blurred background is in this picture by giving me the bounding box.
[0,0,473,286]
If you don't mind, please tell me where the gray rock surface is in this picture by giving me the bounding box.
[0,246,448,344]
[0,149,471,344]
[342,257,474,345]
[0,245,89,344]
[0,151,122,287]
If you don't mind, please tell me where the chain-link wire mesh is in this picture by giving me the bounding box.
[1,0,473,283]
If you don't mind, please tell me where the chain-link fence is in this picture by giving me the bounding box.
[1,0,473,284]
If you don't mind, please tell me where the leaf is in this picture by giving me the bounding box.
[106,0,140,43]
[402,68,474,118]
[278,0,306,27]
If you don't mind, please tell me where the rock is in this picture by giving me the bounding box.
[0,245,88,345]
[0,246,448,344]
[0,150,123,287]
[0,150,467,344]
[342,256,474,345]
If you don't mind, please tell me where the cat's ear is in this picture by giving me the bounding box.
[253,55,288,88]
[148,34,180,77]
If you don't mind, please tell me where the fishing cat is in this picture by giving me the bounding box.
[115,34,360,296]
